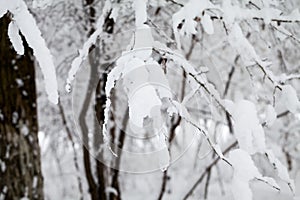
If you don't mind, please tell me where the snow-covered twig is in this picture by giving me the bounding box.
[66,1,113,92]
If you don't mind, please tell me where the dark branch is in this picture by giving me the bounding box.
[182,141,238,200]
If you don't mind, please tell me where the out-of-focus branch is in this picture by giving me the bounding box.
[270,24,300,44]
[182,141,238,200]
[109,108,129,200]
[58,100,84,200]
[157,70,186,200]
[203,168,212,199]
[223,65,235,134]
[166,0,184,7]
[158,36,197,200]
[223,66,235,97]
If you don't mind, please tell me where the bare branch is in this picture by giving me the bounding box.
[182,141,238,200]
[58,100,84,200]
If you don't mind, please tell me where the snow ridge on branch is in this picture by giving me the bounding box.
[1,0,58,104]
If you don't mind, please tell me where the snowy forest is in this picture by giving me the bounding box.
[1,0,300,199]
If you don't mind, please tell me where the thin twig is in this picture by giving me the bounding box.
[165,0,184,7]
[277,110,289,118]
[270,24,300,44]
[158,69,187,200]
[110,108,129,200]
[58,100,84,200]
[223,66,235,97]
[204,168,212,199]
[182,141,238,200]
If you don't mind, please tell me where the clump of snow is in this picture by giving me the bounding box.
[21,124,29,136]
[229,149,261,200]
[265,105,277,126]
[281,85,300,114]
[133,0,148,27]
[8,21,24,55]
[172,0,216,48]
[225,100,266,154]
[128,84,162,128]
[201,13,214,35]
[227,23,259,66]
[229,149,280,200]
[15,78,24,87]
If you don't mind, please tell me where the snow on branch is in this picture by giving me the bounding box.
[153,40,295,194]
[8,21,24,55]
[1,0,58,104]
[172,0,217,48]
[229,149,280,200]
[66,1,112,92]
[224,100,266,154]
[281,85,300,114]
[172,0,300,49]
[170,100,231,166]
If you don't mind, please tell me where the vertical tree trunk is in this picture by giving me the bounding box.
[0,14,43,200]
[79,1,108,199]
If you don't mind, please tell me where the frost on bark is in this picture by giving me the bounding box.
[0,14,43,200]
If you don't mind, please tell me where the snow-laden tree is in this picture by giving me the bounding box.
[1,0,300,199]
[66,0,300,199]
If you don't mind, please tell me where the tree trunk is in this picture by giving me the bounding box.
[0,14,44,200]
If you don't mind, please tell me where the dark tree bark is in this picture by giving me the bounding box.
[79,1,113,200]
[0,14,44,200]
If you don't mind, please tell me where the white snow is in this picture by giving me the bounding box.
[281,85,300,114]
[128,84,162,128]
[21,124,29,136]
[227,23,259,66]
[32,176,38,188]
[133,0,148,27]
[22,90,28,96]
[157,126,170,171]
[66,1,112,91]
[0,110,3,121]
[0,1,6,18]
[172,0,216,48]
[8,21,24,55]
[105,187,118,196]
[201,13,214,35]
[229,149,280,200]
[286,9,300,21]
[265,150,295,192]
[225,100,266,154]
[15,78,24,87]
[229,149,260,200]
[12,111,18,124]
[0,160,6,172]
[3,0,59,104]
[130,26,154,59]
[265,105,277,126]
